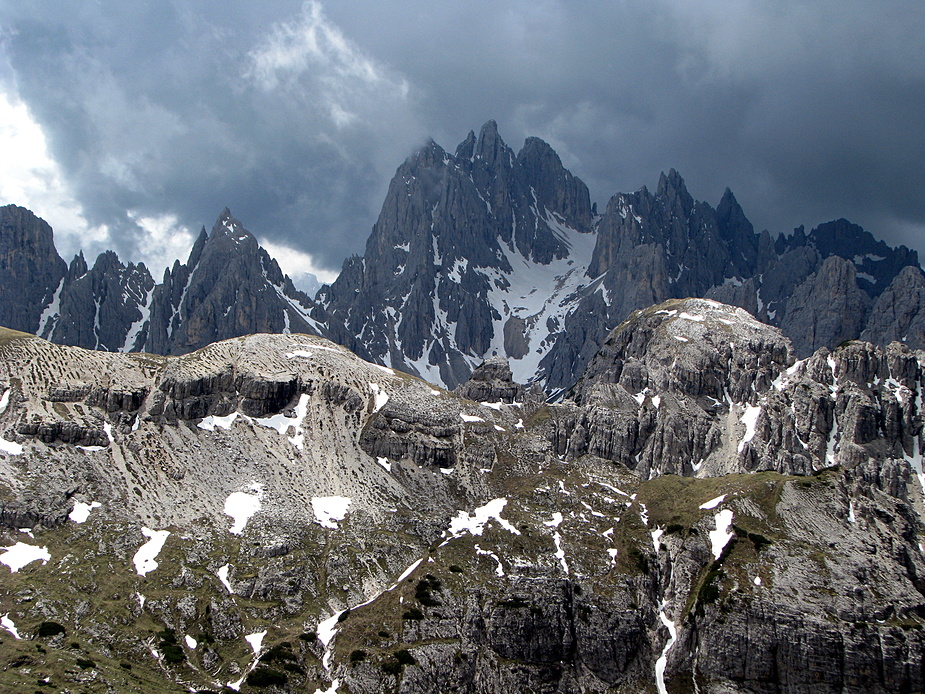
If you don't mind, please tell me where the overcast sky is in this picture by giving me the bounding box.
[1,1,924,282]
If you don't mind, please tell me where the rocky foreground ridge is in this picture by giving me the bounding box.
[0,298,924,692]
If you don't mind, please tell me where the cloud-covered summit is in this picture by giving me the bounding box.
[1,1,924,276]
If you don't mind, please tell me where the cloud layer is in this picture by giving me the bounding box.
[1,1,924,275]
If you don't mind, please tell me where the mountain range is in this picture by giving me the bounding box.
[3,120,925,397]
[2,122,925,692]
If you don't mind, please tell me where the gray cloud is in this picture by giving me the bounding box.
[1,0,924,275]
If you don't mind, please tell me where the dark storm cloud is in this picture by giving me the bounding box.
[2,1,924,275]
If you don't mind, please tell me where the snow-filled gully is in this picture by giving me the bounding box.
[652,497,736,693]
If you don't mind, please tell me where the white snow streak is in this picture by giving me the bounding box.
[1,614,21,639]
[699,494,726,510]
[709,509,735,560]
[655,605,678,694]
[217,564,234,594]
[738,404,761,452]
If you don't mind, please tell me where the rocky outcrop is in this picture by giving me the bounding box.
[549,298,925,489]
[455,357,526,404]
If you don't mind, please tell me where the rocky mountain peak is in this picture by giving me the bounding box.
[656,167,694,214]
[208,207,259,251]
[454,129,477,159]
[474,119,509,167]
[319,121,595,389]
[141,209,321,355]
[66,251,88,280]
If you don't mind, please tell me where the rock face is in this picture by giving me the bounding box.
[0,205,324,356]
[40,250,156,351]
[144,208,323,355]
[310,141,921,391]
[0,204,67,334]
[861,265,925,347]
[0,301,924,693]
[543,184,919,391]
[314,120,596,389]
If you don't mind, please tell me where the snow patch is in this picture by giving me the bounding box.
[475,544,505,576]
[198,412,239,431]
[460,413,485,423]
[312,496,351,529]
[132,529,169,577]
[69,501,101,523]
[544,512,564,529]
[185,635,198,649]
[216,564,234,593]
[369,383,389,413]
[709,509,735,560]
[1,614,20,639]
[552,532,569,574]
[0,428,23,455]
[225,486,263,535]
[253,394,310,449]
[448,498,520,537]
[699,494,726,510]
[737,404,761,452]
[245,630,267,655]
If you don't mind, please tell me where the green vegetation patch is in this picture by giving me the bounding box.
[637,471,797,532]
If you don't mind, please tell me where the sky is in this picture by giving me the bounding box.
[1,1,924,283]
